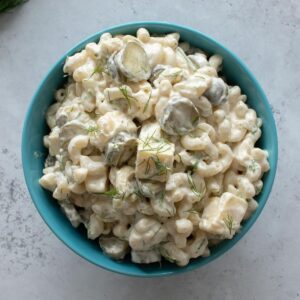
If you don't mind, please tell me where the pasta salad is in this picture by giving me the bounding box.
[39,28,270,266]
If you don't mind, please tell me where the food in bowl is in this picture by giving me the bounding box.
[39,28,270,266]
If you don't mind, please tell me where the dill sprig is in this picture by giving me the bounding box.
[167,70,182,82]
[187,172,205,200]
[223,214,234,235]
[176,47,196,71]
[133,185,145,199]
[90,58,108,78]
[197,239,206,251]
[86,125,99,135]
[184,209,199,214]
[152,225,162,239]
[139,129,157,148]
[118,86,137,109]
[190,160,199,172]
[139,131,171,154]
[57,155,67,171]
[192,116,199,126]
[143,91,152,113]
[145,155,171,178]
[248,159,259,173]
[100,187,124,200]
[0,0,27,13]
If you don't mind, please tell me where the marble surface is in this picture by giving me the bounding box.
[0,0,299,299]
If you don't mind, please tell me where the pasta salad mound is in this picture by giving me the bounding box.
[39,28,270,266]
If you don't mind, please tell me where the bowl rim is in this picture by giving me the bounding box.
[22,21,278,277]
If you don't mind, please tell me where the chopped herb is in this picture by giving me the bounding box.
[184,209,199,214]
[143,91,152,113]
[187,172,205,200]
[191,160,199,172]
[118,86,137,109]
[146,155,171,178]
[167,70,182,82]
[139,131,171,155]
[197,239,206,251]
[133,185,145,199]
[223,214,234,235]
[152,226,162,239]
[157,190,165,203]
[140,129,157,148]
[248,159,259,173]
[57,155,67,171]
[133,180,145,199]
[86,125,99,135]
[99,187,125,199]
[176,47,196,71]
[90,58,108,78]
[192,116,199,125]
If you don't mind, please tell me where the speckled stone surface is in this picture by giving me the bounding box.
[0,0,299,299]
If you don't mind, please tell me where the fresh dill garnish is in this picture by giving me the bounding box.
[139,129,157,149]
[152,226,162,239]
[118,86,137,109]
[90,58,108,78]
[133,180,148,199]
[133,185,145,199]
[0,0,27,13]
[139,131,171,155]
[187,172,205,200]
[184,209,199,214]
[145,155,171,178]
[167,70,182,82]
[86,125,99,135]
[197,239,206,251]
[176,47,196,71]
[248,159,259,173]
[192,116,199,125]
[223,214,234,235]
[101,187,120,198]
[57,155,67,171]
[143,91,152,113]
[190,160,199,173]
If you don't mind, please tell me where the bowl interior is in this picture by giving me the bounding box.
[22,22,278,277]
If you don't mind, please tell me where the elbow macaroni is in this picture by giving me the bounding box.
[39,28,270,267]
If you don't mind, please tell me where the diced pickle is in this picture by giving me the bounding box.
[159,96,200,135]
[204,77,228,105]
[115,42,151,82]
[104,132,137,167]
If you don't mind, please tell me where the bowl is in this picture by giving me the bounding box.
[22,21,278,277]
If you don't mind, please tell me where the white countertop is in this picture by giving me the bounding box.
[0,0,299,299]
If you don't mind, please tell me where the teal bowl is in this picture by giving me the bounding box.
[22,21,278,277]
